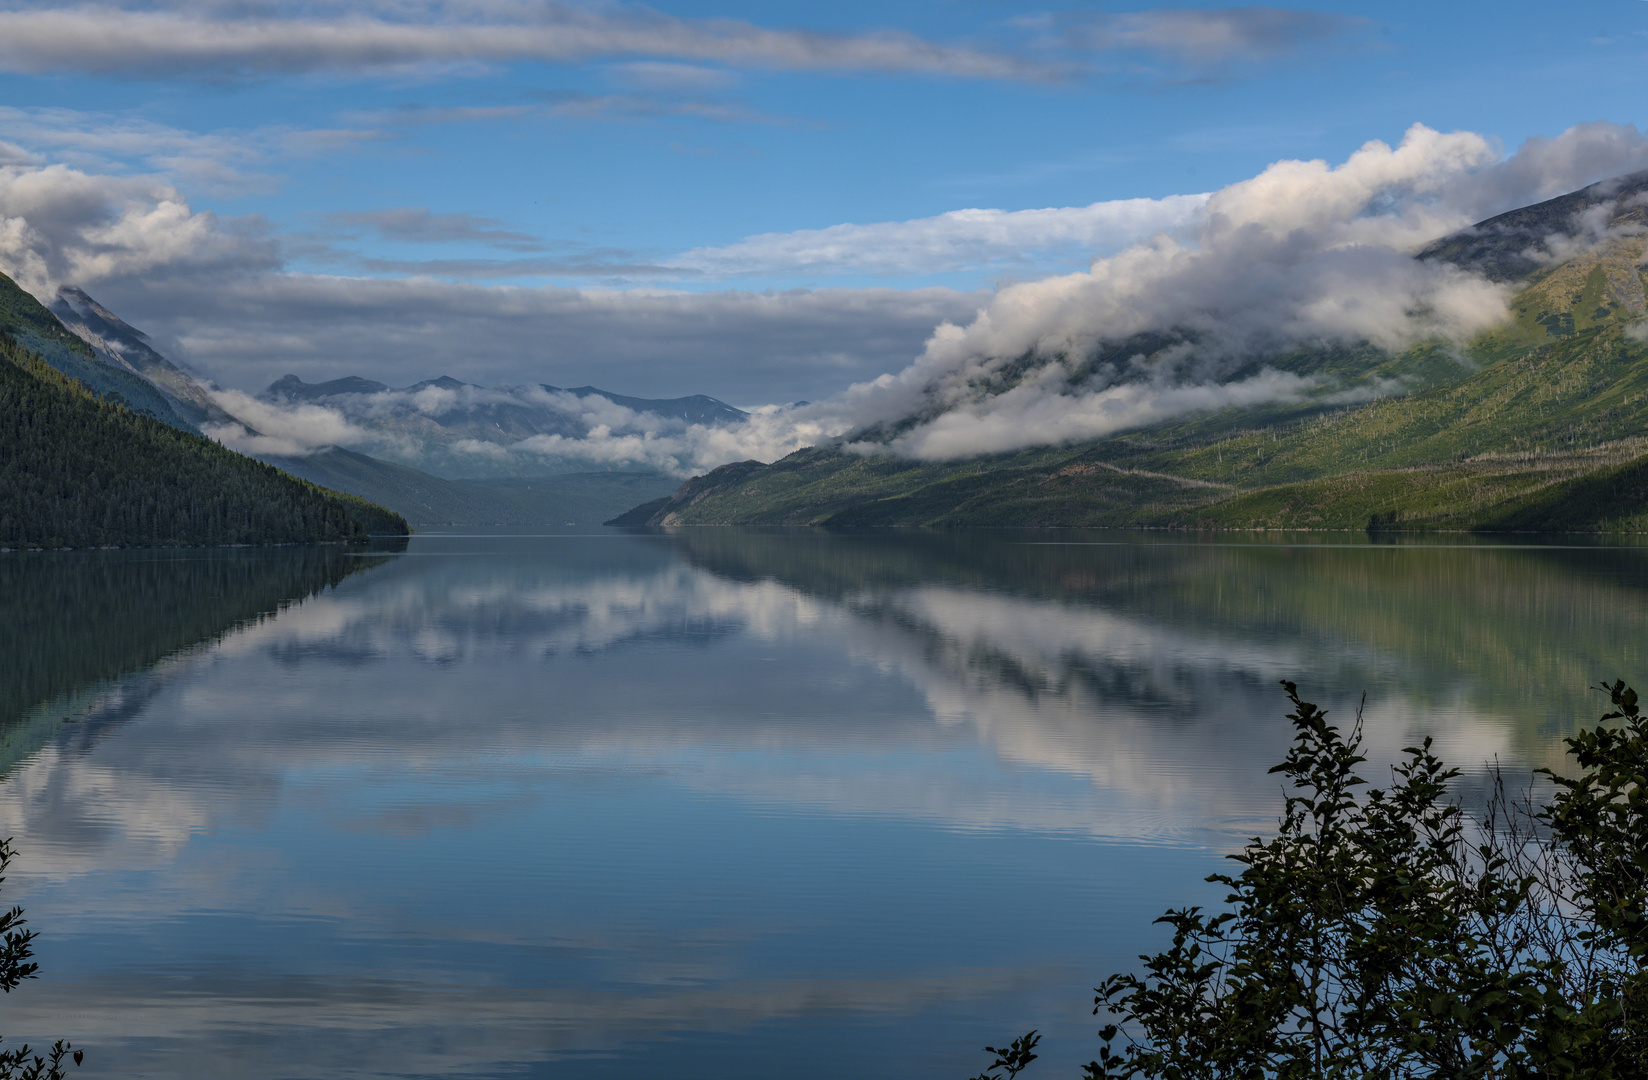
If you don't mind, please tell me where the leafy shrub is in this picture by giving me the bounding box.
[0,839,78,1079]
[975,680,1648,1079]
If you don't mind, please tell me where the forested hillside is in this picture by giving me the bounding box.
[0,332,408,547]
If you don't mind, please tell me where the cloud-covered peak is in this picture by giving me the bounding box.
[835,122,1648,460]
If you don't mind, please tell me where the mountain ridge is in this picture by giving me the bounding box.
[49,285,240,430]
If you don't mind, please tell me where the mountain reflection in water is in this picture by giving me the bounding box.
[0,528,1644,1079]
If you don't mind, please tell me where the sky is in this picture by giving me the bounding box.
[0,0,1644,420]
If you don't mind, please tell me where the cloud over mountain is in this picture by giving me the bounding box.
[204,379,839,476]
[834,122,1648,460]
[0,161,279,299]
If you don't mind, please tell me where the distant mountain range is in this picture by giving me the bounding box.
[258,372,748,484]
[612,171,1648,531]
[267,372,748,428]
[264,446,677,526]
[0,275,690,526]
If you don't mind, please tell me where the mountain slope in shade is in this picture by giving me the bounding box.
[1418,169,1648,282]
[266,446,677,525]
[0,273,198,432]
[0,329,408,546]
[49,286,238,429]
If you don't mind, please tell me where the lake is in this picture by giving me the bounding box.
[3,527,1647,1079]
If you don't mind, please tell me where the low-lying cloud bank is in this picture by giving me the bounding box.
[203,380,838,477]
[834,121,1648,460]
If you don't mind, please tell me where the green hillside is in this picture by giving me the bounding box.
[615,184,1648,532]
[0,331,408,547]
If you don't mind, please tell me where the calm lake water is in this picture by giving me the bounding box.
[4,527,1648,1079]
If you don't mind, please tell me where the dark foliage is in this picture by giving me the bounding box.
[0,332,407,547]
[0,839,77,1080]
[979,680,1648,1078]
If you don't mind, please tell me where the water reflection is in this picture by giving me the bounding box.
[0,529,1644,1078]
[0,544,401,773]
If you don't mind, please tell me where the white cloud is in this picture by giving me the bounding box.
[0,162,278,301]
[203,388,372,457]
[0,153,981,403]
[675,193,1210,277]
[609,61,741,93]
[202,379,850,476]
[129,274,981,406]
[0,2,1057,81]
[862,368,1325,460]
[830,121,1648,460]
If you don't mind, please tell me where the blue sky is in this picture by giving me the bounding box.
[0,0,1644,408]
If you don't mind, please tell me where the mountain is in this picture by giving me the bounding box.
[613,174,1648,531]
[4,275,686,523]
[262,373,751,479]
[267,374,392,400]
[1416,171,1648,282]
[547,385,750,427]
[268,372,749,428]
[48,286,240,430]
[0,277,408,546]
[265,446,676,525]
[0,275,203,432]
